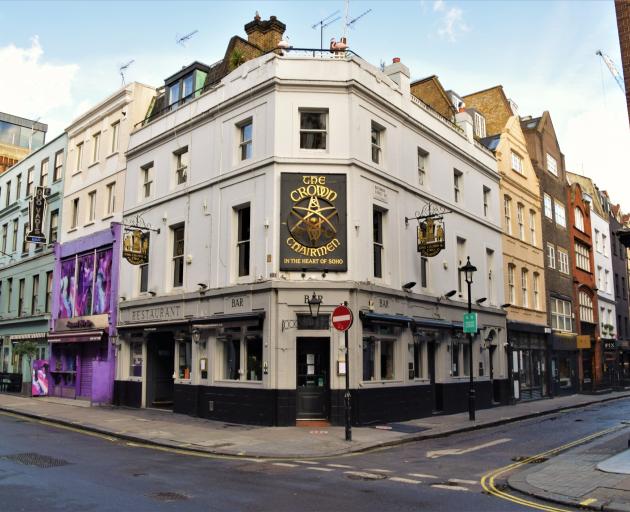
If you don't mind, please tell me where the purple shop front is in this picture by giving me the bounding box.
[49,224,121,404]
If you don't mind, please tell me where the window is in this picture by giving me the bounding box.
[483,186,490,217]
[551,298,572,331]
[75,142,83,171]
[168,73,195,107]
[31,274,39,314]
[380,339,395,379]
[453,170,463,203]
[511,151,523,174]
[575,207,584,231]
[139,262,149,293]
[172,225,185,288]
[141,163,153,198]
[11,219,18,252]
[40,159,49,187]
[456,237,466,295]
[18,278,25,316]
[239,120,253,161]
[7,278,12,312]
[88,191,97,222]
[504,196,512,234]
[49,209,59,243]
[236,205,251,277]
[595,229,601,252]
[45,271,53,313]
[106,182,116,215]
[623,276,627,300]
[547,243,556,269]
[558,248,570,274]
[220,326,263,381]
[373,207,384,278]
[604,270,610,294]
[420,256,428,288]
[16,173,21,199]
[371,122,384,164]
[178,340,192,379]
[110,121,119,153]
[92,132,101,163]
[473,112,486,138]
[486,248,494,305]
[521,268,528,307]
[53,150,63,181]
[554,200,566,228]
[517,203,525,240]
[602,234,607,255]
[246,335,263,381]
[5,180,10,207]
[26,167,34,196]
[70,197,79,229]
[614,272,619,297]
[451,341,460,376]
[362,325,397,381]
[418,148,428,186]
[546,153,558,176]
[411,336,425,379]
[299,110,327,149]
[575,242,590,272]
[21,224,28,254]
[222,337,241,380]
[544,193,553,219]
[529,210,536,246]
[507,264,515,303]
[579,291,594,323]
[533,272,540,310]
[174,147,188,185]
[129,342,143,378]
[1,224,6,253]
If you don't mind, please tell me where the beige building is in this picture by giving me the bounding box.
[464,86,549,400]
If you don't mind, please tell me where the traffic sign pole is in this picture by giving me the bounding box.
[343,302,352,442]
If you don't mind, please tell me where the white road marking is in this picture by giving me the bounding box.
[449,478,477,485]
[344,471,384,480]
[327,463,354,469]
[389,477,422,485]
[408,473,438,479]
[365,468,392,473]
[307,467,334,472]
[273,462,299,468]
[431,484,470,492]
[426,438,511,459]
[293,460,319,465]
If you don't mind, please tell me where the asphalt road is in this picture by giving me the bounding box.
[1,399,629,512]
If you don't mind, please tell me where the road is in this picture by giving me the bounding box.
[1,398,629,511]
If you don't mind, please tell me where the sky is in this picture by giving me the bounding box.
[1,0,628,208]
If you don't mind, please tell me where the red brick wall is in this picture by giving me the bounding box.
[616,0,630,125]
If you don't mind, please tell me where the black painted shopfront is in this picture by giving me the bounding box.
[507,321,550,401]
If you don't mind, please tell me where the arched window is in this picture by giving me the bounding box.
[575,207,584,232]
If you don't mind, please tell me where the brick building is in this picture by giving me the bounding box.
[615,0,630,124]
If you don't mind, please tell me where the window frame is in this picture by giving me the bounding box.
[529,210,536,246]
[558,248,570,274]
[174,147,189,185]
[507,263,515,304]
[105,182,116,216]
[554,200,566,228]
[171,224,185,288]
[92,132,101,164]
[417,147,428,186]
[40,159,49,187]
[373,206,384,279]
[575,241,591,272]
[141,162,154,199]
[453,169,463,204]
[517,203,525,240]
[511,151,523,174]
[110,121,120,154]
[299,109,328,150]
[236,205,251,278]
[31,274,39,315]
[546,153,558,176]
[238,119,253,161]
[483,186,490,217]
[543,193,553,219]
[504,195,512,235]
[371,121,384,165]
[87,190,97,223]
[53,150,64,182]
[547,243,556,269]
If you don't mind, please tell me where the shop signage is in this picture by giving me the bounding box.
[576,335,591,349]
[224,295,251,313]
[122,229,150,265]
[280,173,347,271]
[463,313,478,334]
[26,186,50,244]
[603,340,617,350]
[127,304,183,323]
[55,314,109,332]
[405,203,450,258]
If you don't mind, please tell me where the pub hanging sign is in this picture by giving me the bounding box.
[280,173,347,271]
[122,229,150,265]
[406,203,451,258]
[25,186,50,245]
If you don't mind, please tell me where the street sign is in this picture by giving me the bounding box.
[332,304,353,332]
[463,312,477,334]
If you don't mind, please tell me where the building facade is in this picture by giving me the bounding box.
[49,82,154,403]
[615,0,630,125]
[521,112,579,396]
[464,86,549,401]
[0,112,47,174]
[113,16,508,426]
[0,133,66,394]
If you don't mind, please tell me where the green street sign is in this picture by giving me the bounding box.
[463,312,478,334]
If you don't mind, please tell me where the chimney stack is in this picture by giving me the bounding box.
[383,57,410,97]
[244,14,286,52]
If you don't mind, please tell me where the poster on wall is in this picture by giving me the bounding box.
[59,258,76,318]
[280,173,347,271]
[31,360,49,397]
[94,249,112,314]
[76,253,95,317]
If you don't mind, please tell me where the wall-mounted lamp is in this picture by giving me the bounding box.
[197,283,208,292]
[191,328,201,344]
[307,291,322,318]
[439,289,457,301]
[501,303,512,309]
[148,291,157,297]
[120,296,126,302]
[402,281,416,291]
[475,297,487,305]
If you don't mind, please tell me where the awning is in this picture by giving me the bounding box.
[48,330,105,343]
[193,311,266,327]
[412,318,456,330]
[10,332,48,341]
[507,321,549,335]
[359,311,413,326]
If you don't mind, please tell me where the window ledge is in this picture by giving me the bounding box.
[88,161,100,169]
[84,221,95,227]
[102,214,114,221]
[106,151,119,160]
[68,227,78,233]
[71,170,82,177]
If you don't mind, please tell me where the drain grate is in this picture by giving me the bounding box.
[2,453,70,468]
[150,492,189,502]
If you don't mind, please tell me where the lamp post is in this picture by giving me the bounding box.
[459,256,477,421]
[307,291,322,318]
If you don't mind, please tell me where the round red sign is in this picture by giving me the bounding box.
[332,305,353,332]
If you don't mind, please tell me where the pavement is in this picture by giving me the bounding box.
[1,390,629,460]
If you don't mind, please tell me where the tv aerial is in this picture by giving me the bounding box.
[119,60,135,86]
[312,10,341,50]
[176,30,199,47]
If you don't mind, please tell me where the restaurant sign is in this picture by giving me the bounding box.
[280,173,347,271]
[55,314,109,332]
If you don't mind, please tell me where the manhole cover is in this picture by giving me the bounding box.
[2,453,70,468]
[150,492,189,502]
[511,455,549,464]
[345,471,387,481]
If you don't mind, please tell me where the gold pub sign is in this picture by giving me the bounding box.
[122,229,150,265]
[406,203,450,258]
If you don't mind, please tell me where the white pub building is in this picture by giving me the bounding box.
[114,16,508,426]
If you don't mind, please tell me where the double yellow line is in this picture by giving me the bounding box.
[481,425,623,511]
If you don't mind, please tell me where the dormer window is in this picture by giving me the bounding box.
[169,74,194,106]
[473,111,486,138]
[164,62,209,109]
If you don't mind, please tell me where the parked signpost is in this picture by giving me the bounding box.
[332,303,353,441]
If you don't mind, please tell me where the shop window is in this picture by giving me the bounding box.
[362,325,398,381]
[246,336,262,381]
[380,339,394,380]
[221,337,241,380]
[451,341,460,376]
[129,342,143,378]
[362,337,376,381]
[178,340,192,379]
[410,336,425,379]
[219,326,263,381]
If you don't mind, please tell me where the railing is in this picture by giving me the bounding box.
[474,138,495,157]
[410,95,464,134]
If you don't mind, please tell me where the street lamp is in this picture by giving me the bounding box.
[307,291,322,318]
[459,256,477,421]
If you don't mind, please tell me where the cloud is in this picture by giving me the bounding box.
[437,5,470,42]
[0,36,78,134]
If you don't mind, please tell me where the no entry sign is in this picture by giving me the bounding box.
[332,304,353,332]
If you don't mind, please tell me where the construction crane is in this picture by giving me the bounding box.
[596,49,625,94]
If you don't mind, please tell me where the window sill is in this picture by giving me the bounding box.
[102,214,114,221]
[88,161,100,169]
[71,170,82,177]
[84,221,95,227]
[68,227,78,233]
[106,151,119,160]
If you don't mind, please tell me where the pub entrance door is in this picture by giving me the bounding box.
[296,337,330,420]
